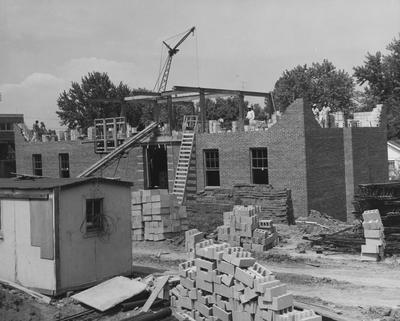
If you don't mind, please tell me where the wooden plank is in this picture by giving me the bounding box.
[294,300,354,321]
[141,276,170,312]
[72,276,147,312]
[0,278,51,304]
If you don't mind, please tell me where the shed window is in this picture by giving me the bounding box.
[59,153,70,178]
[86,198,104,232]
[32,154,43,176]
[250,148,268,184]
[204,149,220,187]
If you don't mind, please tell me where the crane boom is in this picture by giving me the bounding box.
[154,27,195,93]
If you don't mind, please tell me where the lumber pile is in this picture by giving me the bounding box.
[131,189,189,241]
[171,239,321,321]
[353,182,400,254]
[361,210,385,261]
[233,184,295,225]
[217,205,278,252]
[310,226,364,253]
[186,185,294,232]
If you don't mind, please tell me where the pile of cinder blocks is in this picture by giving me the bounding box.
[131,189,189,241]
[361,209,385,261]
[217,205,278,252]
[172,239,321,321]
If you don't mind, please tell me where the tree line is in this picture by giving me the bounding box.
[57,35,400,138]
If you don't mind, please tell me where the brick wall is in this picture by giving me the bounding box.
[14,128,181,192]
[195,99,309,218]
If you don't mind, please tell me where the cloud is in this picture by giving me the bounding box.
[57,57,154,89]
[0,73,67,129]
[0,57,157,130]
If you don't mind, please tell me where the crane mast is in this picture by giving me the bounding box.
[154,27,195,93]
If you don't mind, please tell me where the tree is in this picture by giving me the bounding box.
[273,59,355,114]
[354,36,400,138]
[57,72,121,130]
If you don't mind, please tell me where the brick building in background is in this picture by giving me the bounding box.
[14,99,388,222]
[0,114,24,178]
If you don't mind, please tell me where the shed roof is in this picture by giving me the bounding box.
[0,177,132,190]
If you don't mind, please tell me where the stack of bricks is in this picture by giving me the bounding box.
[172,239,321,321]
[217,205,278,253]
[131,189,189,241]
[361,209,385,261]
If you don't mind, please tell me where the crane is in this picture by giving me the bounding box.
[154,26,195,93]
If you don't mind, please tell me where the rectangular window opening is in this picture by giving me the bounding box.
[59,153,70,178]
[204,149,220,187]
[251,148,268,184]
[32,154,43,176]
[86,198,104,232]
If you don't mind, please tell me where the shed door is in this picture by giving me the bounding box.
[14,200,56,291]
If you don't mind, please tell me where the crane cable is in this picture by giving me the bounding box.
[195,30,200,87]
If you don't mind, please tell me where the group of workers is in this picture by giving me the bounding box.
[312,104,331,128]
[31,120,48,142]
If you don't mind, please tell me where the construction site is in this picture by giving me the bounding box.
[1,8,400,321]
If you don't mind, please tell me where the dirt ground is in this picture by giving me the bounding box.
[1,224,400,321]
[131,224,400,321]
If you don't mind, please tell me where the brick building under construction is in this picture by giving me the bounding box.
[14,96,388,222]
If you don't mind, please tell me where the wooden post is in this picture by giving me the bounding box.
[152,101,160,122]
[238,93,245,132]
[167,96,173,135]
[199,89,206,133]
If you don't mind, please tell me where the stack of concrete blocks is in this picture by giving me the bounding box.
[361,209,385,261]
[131,190,144,241]
[131,189,189,241]
[172,240,321,321]
[218,205,278,252]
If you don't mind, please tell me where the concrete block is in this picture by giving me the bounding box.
[195,258,217,271]
[197,269,216,283]
[365,238,384,247]
[230,251,256,268]
[361,244,380,254]
[263,284,287,302]
[232,311,252,321]
[196,277,213,293]
[179,260,196,277]
[254,278,279,294]
[364,229,384,238]
[213,304,232,321]
[269,293,293,311]
[362,209,381,223]
[194,301,213,317]
[221,274,234,287]
[189,288,197,300]
[176,294,194,310]
[180,276,196,290]
[217,260,235,276]
[240,287,258,304]
[214,283,233,299]
[235,267,255,288]
[362,221,383,230]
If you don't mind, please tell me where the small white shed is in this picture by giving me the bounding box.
[0,177,132,295]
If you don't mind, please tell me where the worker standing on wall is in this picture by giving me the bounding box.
[246,106,255,129]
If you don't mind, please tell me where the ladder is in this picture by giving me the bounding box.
[78,122,158,177]
[172,115,198,204]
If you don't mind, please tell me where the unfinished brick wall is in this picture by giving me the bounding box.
[195,99,309,218]
[14,129,181,191]
[195,99,388,222]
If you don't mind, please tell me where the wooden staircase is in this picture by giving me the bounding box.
[172,115,198,204]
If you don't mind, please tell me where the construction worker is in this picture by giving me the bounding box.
[246,106,255,129]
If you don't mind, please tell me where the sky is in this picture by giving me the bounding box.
[0,0,399,129]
